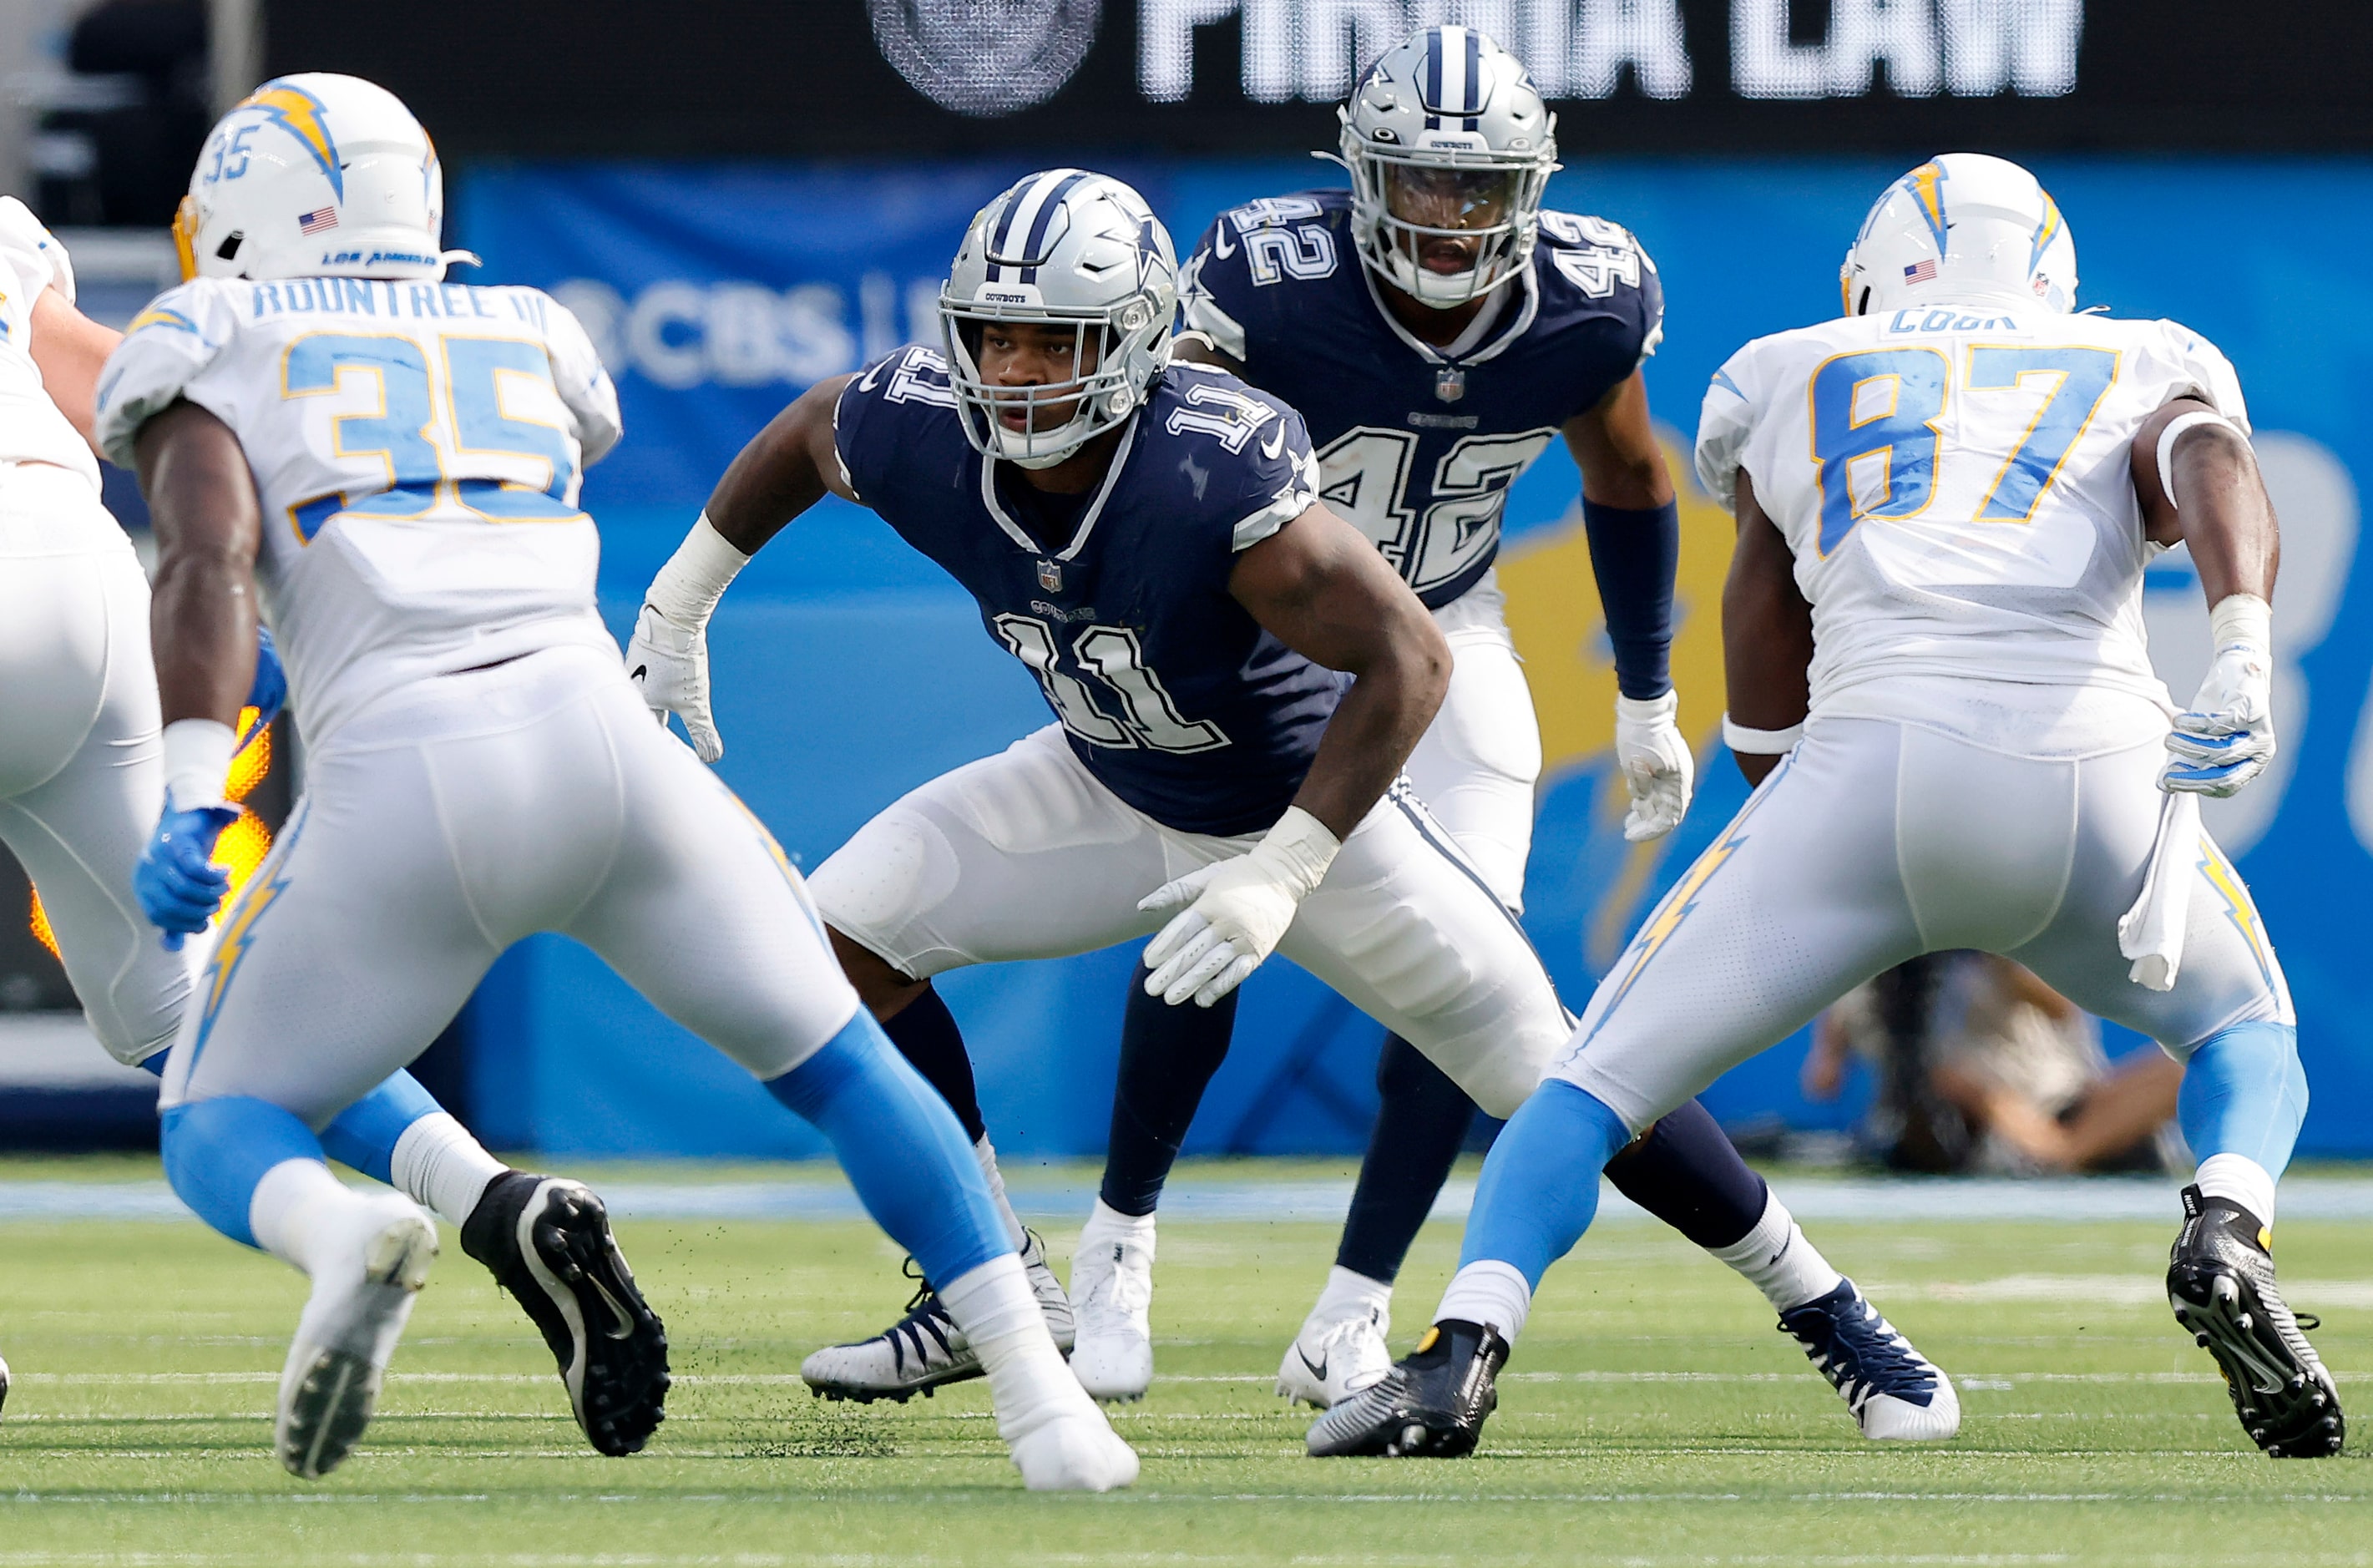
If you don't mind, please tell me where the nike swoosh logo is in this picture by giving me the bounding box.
[1298,1347,1328,1381]
[1212,224,1237,260]
[587,1276,640,1341]
[1260,423,1286,461]
[629,665,648,683]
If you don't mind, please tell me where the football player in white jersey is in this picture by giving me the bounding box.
[98,74,1131,1490]
[0,194,589,1434]
[1317,153,2340,1461]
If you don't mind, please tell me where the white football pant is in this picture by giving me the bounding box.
[810,723,1565,1120]
[1405,571,1541,913]
[159,642,859,1125]
[0,464,188,1063]
[1558,716,2294,1132]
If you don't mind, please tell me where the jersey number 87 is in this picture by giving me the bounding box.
[1809,345,2119,556]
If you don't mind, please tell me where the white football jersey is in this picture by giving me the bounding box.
[1697,302,2248,756]
[94,276,622,744]
[0,197,102,493]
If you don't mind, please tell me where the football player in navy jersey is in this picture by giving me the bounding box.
[632,167,1579,1402]
[1090,26,1957,1436]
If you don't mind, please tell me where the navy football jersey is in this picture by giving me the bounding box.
[833,347,1343,837]
[1179,188,1663,609]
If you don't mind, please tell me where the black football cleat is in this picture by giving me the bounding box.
[462,1172,670,1456]
[2168,1185,2344,1458]
[1305,1318,1508,1458]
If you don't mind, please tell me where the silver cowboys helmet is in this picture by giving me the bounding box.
[1336,25,1558,309]
[942,169,1176,469]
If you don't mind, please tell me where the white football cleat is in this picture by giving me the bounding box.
[1068,1205,1155,1403]
[276,1195,438,1479]
[1009,1409,1142,1492]
[0,1349,10,1420]
[1276,1301,1393,1409]
[1777,1278,1961,1441]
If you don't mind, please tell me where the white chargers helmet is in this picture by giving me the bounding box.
[1840,153,2077,319]
[1336,25,1558,309]
[174,73,467,284]
[941,169,1176,469]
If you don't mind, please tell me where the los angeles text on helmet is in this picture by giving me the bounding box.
[1137,1,2081,104]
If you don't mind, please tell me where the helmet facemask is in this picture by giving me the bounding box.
[944,300,1147,469]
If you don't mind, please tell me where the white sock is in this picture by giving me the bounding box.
[1308,1265,1392,1330]
[1708,1192,1845,1313]
[390,1112,508,1227]
[2196,1152,2279,1228]
[939,1252,1098,1440]
[1080,1196,1156,1251]
[248,1158,377,1275]
[1434,1260,1532,1343]
[974,1136,1028,1252]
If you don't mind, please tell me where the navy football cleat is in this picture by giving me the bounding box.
[1778,1279,1961,1439]
[1305,1319,1509,1458]
[2168,1186,2344,1458]
[461,1172,670,1456]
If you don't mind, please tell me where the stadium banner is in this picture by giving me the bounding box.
[277,2,2370,158]
[455,157,2373,1160]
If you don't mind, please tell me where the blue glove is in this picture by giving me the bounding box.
[245,625,287,744]
[134,804,241,950]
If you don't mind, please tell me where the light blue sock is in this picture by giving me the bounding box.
[2178,1019,2308,1176]
[766,1008,1007,1289]
[143,1055,443,1187]
[159,1096,327,1249]
[1458,1080,1632,1288]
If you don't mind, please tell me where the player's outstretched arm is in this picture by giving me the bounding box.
[131,400,265,946]
[1565,369,1692,841]
[1136,503,1450,1009]
[28,286,121,457]
[629,373,859,761]
[2133,397,2282,797]
[1719,472,1813,787]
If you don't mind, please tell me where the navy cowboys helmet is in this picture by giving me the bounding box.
[941,169,1177,468]
[1336,26,1559,309]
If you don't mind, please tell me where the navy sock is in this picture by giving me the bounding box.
[1335,1035,1475,1282]
[1602,1098,1770,1251]
[1098,964,1239,1217]
[142,1055,446,1188]
[878,984,986,1144]
[767,1009,1005,1289]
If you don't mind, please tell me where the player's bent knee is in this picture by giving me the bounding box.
[827,925,928,1019]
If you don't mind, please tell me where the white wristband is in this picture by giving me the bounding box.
[1251,805,1342,898]
[2207,592,2272,660]
[644,513,751,630]
[2153,409,2235,512]
[1721,713,1804,755]
[161,718,238,813]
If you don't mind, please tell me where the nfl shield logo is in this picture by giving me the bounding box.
[1434,366,1466,402]
[1038,559,1063,591]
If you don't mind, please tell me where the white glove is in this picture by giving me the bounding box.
[1613,690,1695,842]
[630,513,751,766]
[628,603,723,762]
[2163,594,2274,798]
[1139,806,1340,1008]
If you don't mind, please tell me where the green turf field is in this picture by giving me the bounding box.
[1,1159,2367,1565]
